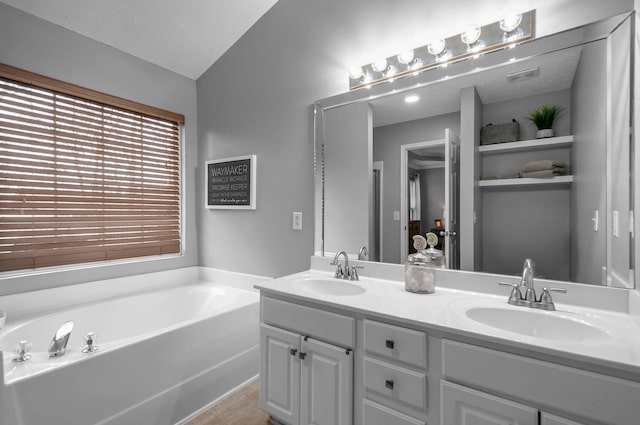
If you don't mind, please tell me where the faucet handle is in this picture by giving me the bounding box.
[498,282,526,306]
[533,287,567,311]
[12,340,32,363]
[349,265,364,281]
[334,264,344,278]
[82,332,99,353]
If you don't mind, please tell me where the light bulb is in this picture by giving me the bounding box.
[427,39,446,56]
[397,49,415,65]
[348,66,364,80]
[461,26,481,45]
[500,9,522,32]
[404,95,420,103]
[372,58,389,73]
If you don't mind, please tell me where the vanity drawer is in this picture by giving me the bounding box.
[363,356,427,410]
[261,296,355,348]
[363,399,425,425]
[442,339,640,425]
[363,319,427,369]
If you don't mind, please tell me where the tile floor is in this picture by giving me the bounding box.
[185,380,271,425]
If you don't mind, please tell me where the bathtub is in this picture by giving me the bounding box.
[0,267,266,425]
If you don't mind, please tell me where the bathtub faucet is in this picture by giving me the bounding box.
[48,321,74,357]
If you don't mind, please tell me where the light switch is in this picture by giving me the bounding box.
[393,211,400,221]
[293,212,302,230]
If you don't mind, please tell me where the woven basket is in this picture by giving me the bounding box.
[480,119,520,145]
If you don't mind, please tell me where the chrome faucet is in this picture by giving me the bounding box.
[521,258,536,304]
[48,321,74,357]
[499,258,567,311]
[358,246,369,261]
[331,251,350,279]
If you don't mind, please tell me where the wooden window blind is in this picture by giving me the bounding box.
[0,65,183,272]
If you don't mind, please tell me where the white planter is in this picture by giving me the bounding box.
[536,129,554,138]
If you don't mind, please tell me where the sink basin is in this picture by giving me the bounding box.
[294,278,366,296]
[464,306,609,342]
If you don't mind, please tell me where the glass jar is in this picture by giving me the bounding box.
[404,248,445,294]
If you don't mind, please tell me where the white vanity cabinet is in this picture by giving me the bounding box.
[258,291,640,425]
[441,339,640,425]
[441,380,538,425]
[440,381,587,425]
[260,297,355,425]
[360,319,428,425]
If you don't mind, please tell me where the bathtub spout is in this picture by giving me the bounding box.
[48,321,74,357]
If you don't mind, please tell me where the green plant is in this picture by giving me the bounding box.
[528,105,561,130]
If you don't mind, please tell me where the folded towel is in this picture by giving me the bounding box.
[521,169,566,178]
[521,159,567,173]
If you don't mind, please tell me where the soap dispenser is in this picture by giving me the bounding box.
[404,232,444,294]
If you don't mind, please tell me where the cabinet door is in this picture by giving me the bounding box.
[260,324,301,425]
[300,337,353,425]
[441,381,538,425]
[541,413,587,425]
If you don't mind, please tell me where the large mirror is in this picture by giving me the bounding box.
[315,12,635,288]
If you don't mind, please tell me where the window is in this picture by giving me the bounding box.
[0,65,184,272]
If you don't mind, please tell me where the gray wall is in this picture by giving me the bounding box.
[324,103,372,256]
[0,0,634,286]
[480,90,572,280]
[373,113,460,264]
[460,86,483,271]
[571,40,608,285]
[0,3,198,295]
[421,168,446,234]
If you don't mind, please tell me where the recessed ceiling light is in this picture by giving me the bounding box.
[405,95,420,103]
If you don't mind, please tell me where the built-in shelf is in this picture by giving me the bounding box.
[478,135,574,154]
[479,175,574,187]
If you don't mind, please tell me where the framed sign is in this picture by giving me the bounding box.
[205,155,256,209]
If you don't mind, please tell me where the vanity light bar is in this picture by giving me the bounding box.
[348,9,536,90]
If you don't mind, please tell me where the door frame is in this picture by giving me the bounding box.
[373,161,384,261]
[400,137,447,262]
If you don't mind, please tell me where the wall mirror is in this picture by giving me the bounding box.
[314,11,635,288]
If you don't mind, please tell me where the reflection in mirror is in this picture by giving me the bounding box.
[316,12,635,288]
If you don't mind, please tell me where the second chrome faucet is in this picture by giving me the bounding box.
[499,258,566,311]
[331,250,362,281]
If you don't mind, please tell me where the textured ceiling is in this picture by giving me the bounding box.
[0,0,279,80]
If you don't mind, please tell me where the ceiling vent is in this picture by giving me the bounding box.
[506,67,539,83]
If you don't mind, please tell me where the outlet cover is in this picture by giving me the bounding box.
[293,212,302,230]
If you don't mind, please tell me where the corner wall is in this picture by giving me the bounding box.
[195,0,634,278]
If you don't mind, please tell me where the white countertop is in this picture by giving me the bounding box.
[256,266,640,378]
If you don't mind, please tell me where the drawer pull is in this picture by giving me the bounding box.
[385,379,394,390]
[290,348,298,356]
[299,352,307,360]
[385,340,395,349]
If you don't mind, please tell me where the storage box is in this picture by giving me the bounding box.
[480,119,520,145]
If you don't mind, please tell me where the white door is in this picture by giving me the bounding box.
[260,324,301,425]
[441,381,538,425]
[541,412,588,425]
[300,337,353,425]
[443,129,460,269]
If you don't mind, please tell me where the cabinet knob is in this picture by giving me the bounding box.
[299,352,307,360]
[385,379,394,390]
[385,340,394,349]
[290,348,298,356]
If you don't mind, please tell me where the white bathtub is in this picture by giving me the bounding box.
[0,267,265,425]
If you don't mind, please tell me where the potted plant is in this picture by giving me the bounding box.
[528,105,561,138]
